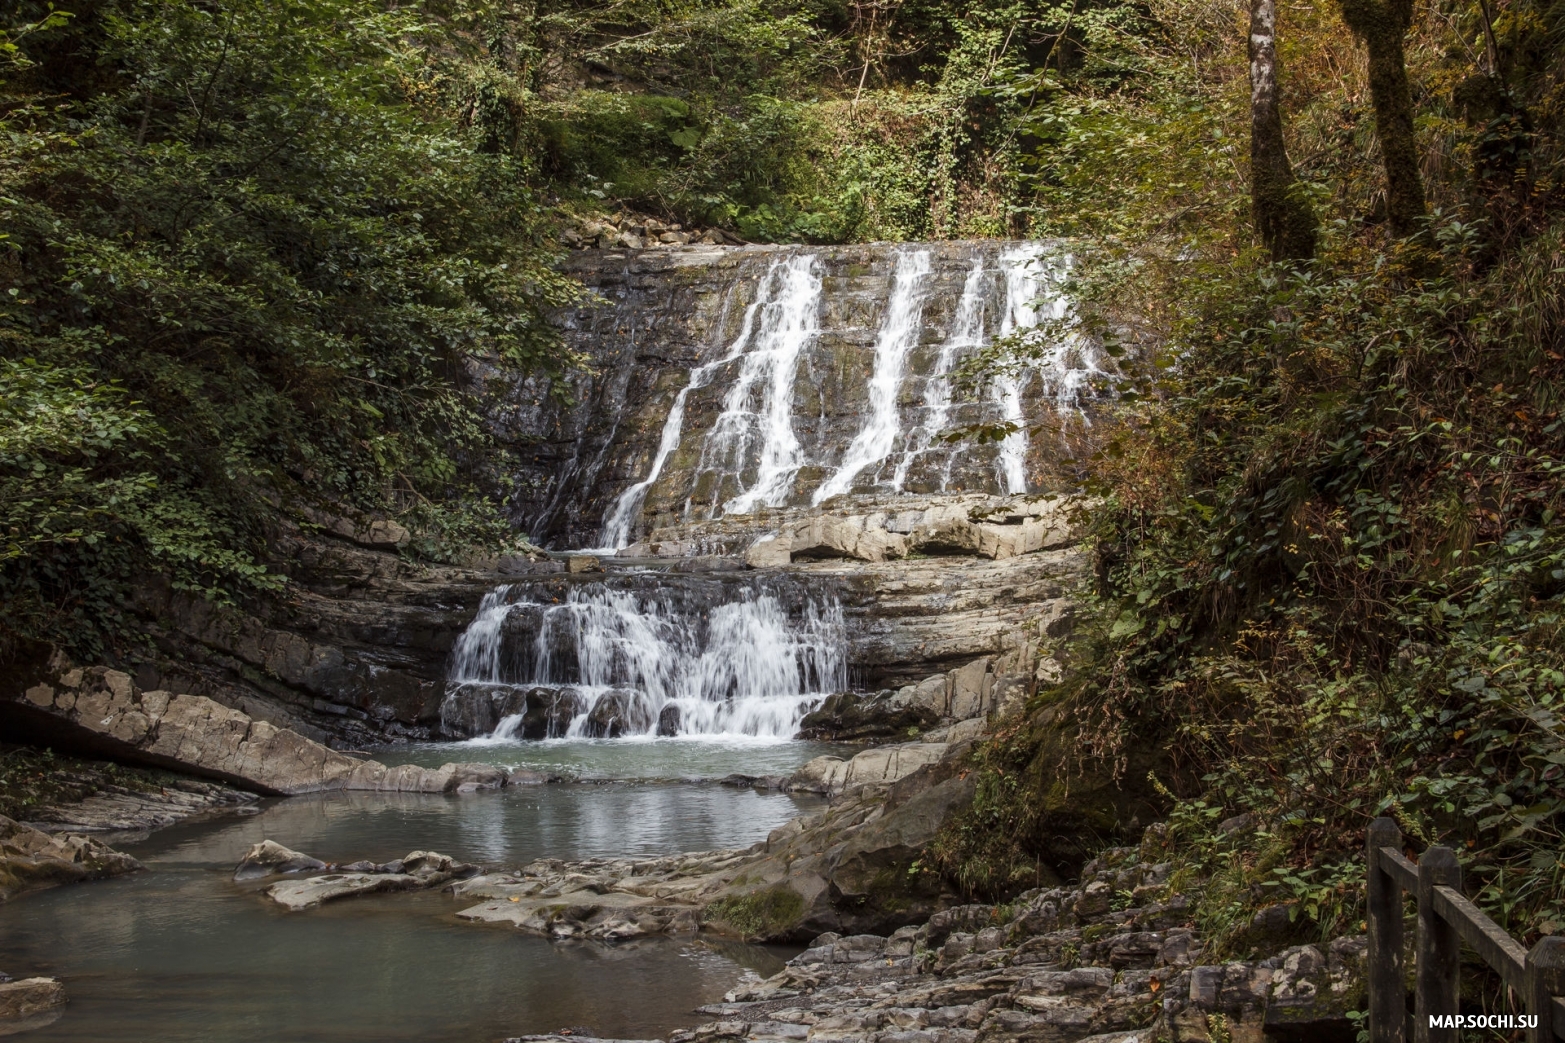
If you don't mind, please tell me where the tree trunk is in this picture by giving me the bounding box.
[1339,0,1427,238]
[1249,0,1317,262]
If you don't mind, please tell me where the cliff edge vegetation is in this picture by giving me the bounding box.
[928,0,1565,987]
[1,1,580,661]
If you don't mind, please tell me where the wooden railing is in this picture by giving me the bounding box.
[1366,817,1565,1042]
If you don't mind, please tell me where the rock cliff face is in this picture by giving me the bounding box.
[7,240,1102,753]
[502,243,1111,549]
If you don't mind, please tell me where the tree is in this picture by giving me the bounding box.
[1338,0,1427,238]
[1248,0,1317,262]
[0,0,578,655]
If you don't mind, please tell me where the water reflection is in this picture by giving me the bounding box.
[0,781,815,1043]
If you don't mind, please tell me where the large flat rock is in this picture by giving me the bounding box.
[6,665,511,796]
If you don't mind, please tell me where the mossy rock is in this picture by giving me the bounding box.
[704,885,807,940]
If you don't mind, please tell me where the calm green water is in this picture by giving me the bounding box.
[0,741,833,1043]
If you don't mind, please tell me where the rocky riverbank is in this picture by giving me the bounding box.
[0,745,259,835]
[498,834,1364,1043]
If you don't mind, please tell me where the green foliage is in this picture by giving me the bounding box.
[930,0,1565,963]
[520,0,1137,240]
[1,0,579,656]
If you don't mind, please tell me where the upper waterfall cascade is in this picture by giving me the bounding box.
[555,241,1103,551]
[442,579,847,741]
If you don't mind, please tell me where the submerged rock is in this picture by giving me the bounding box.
[0,976,67,1024]
[256,847,479,910]
[233,840,329,881]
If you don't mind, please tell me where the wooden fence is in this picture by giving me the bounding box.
[1366,817,1565,1042]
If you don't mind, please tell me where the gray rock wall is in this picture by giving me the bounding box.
[504,243,1110,548]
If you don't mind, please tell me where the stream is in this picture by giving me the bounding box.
[0,740,841,1043]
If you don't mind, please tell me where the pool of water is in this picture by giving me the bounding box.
[373,735,850,782]
[0,745,831,1043]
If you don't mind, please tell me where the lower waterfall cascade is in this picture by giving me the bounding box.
[442,578,847,741]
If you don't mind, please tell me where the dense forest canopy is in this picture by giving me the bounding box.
[5,0,1565,982]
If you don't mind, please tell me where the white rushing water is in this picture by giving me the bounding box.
[690,253,821,517]
[586,241,1106,536]
[812,249,932,504]
[892,258,988,491]
[445,581,845,741]
[992,245,1049,494]
[597,284,752,550]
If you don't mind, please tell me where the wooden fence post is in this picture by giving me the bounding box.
[1367,817,1406,1043]
[1415,846,1462,1043]
[1526,936,1565,1043]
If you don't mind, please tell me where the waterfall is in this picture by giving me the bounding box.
[892,258,988,491]
[442,580,846,741]
[449,586,515,684]
[992,246,1048,494]
[541,240,1110,546]
[1011,250,1106,419]
[690,253,821,517]
[597,285,749,550]
[812,249,932,504]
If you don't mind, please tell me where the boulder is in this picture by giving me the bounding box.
[744,536,792,568]
[795,692,938,743]
[787,516,907,563]
[948,657,993,720]
[0,977,66,1021]
[520,686,585,739]
[788,743,949,795]
[566,555,602,573]
[656,704,682,736]
[890,675,950,717]
[580,689,651,738]
[233,840,327,881]
[0,815,142,902]
[440,682,500,737]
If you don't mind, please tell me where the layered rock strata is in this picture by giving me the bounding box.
[507,244,1106,548]
[6,665,509,796]
[19,774,257,835]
